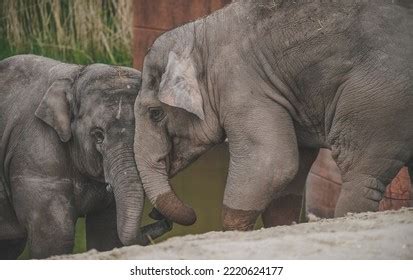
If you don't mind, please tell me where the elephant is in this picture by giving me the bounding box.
[133,0,413,231]
[0,55,171,259]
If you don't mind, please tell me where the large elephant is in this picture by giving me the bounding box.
[134,0,413,230]
[0,55,171,259]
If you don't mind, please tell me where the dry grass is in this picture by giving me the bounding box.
[0,0,133,65]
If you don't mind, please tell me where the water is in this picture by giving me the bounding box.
[142,143,230,241]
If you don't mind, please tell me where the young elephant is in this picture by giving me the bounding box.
[134,0,412,230]
[0,55,171,259]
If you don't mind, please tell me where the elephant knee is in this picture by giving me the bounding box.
[222,205,260,231]
[270,160,299,190]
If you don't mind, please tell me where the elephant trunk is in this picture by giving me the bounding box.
[137,160,196,226]
[104,144,163,246]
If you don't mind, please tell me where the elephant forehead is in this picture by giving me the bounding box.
[79,79,139,98]
[137,91,161,107]
[79,64,141,84]
[79,94,134,122]
[114,96,135,120]
[75,66,141,101]
[78,79,138,109]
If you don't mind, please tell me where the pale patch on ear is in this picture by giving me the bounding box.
[35,79,72,142]
[158,51,205,120]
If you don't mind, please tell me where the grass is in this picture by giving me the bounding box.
[0,0,133,66]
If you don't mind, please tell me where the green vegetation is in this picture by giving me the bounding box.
[0,0,133,66]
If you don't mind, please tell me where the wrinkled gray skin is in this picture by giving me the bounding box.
[134,0,412,230]
[0,55,171,259]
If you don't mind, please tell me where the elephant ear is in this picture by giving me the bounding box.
[35,79,72,142]
[158,51,204,120]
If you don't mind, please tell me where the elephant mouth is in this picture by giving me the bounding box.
[165,137,194,177]
[165,144,189,177]
[165,154,172,176]
[94,176,106,183]
[168,161,179,177]
[168,152,203,178]
[167,156,187,178]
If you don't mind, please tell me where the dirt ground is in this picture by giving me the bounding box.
[54,208,413,260]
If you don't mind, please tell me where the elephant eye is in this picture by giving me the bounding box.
[91,128,105,144]
[149,107,165,122]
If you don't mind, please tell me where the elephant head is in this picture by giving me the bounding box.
[35,63,170,245]
[134,26,226,226]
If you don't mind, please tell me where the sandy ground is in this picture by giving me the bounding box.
[54,208,413,259]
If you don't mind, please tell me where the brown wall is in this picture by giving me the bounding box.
[133,0,231,70]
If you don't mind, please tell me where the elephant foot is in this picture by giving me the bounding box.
[262,194,303,227]
[334,177,383,217]
[222,205,260,231]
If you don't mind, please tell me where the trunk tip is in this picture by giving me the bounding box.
[155,191,197,226]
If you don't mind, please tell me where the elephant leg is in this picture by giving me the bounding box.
[330,75,412,216]
[0,238,26,260]
[262,148,319,227]
[222,103,299,231]
[333,146,408,217]
[27,213,76,259]
[11,176,76,259]
[262,195,302,227]
[86,201,123,252]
